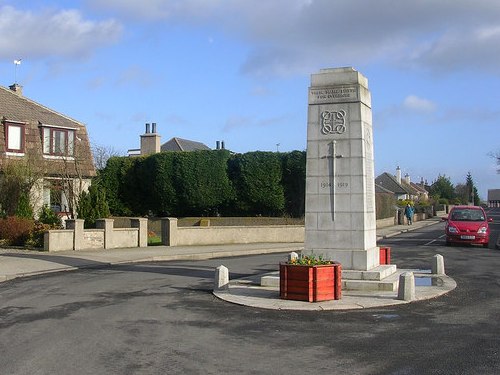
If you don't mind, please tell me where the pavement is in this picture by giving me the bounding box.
[0,216,455,310]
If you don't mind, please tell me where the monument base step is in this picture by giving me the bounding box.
[342,265,397,281]
[260,265,401,292]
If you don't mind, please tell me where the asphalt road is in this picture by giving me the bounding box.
[1,209,499,374]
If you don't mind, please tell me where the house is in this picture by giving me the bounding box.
[375,166,427,202]
[0,83,96,217]
[487,189,500,207]
[127,123,213,156]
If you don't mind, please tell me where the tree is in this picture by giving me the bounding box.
[0,151,45,217]
[454,183,469,205]
[429,175,455,202]
[465,172,480,206]
[77,183,111,228]
[92,143,122,171]
[55,139,93,219]
[489,151,500,174]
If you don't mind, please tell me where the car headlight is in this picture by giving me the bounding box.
[478,227,487,234]
[447,226,458,233]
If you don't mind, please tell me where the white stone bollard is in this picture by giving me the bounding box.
[432,254,445,275]
[397,272,415,301]
[288,252,299,262]
[214,265,229,291]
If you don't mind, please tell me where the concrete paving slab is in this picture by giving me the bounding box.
[213,272,457,311]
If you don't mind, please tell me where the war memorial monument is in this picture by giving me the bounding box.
[305,67,399,289]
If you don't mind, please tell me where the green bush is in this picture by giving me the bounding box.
[77,184,111,228]
[25,222,52,248]
[228,152,285,216]
[38,205,62,227]
[281,151,306,218]
[0,216,34,246]
[172,150,233,216]
[97,157,134,216]
[15,191,33,219]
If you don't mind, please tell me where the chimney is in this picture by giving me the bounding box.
[152,122,157,133]
[405,173,410,184]
[216,141,220,150]
[396,166,402,184]
[140,122,161,155]
[9,83,23,96]
[221,140,225,150]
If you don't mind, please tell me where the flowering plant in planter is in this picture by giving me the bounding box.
[280,254,342,302]
[287,254,334,266]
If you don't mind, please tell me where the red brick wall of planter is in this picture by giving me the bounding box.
[279,263,342,302]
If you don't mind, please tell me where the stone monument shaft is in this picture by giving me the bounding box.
[305,67,378,271]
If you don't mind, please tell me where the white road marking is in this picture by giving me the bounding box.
[424,234,446,246]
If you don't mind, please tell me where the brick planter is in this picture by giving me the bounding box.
[279,263,342,302]
[379,246,391,265]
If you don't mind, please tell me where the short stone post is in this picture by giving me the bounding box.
[397,272,415,301]
[214,265,229,291]
[131,218,148,247]
[66,219,85,251]
[161,218,178,246]
[288,251,299,262]
[96,218,114,249]
[432,254,445,275]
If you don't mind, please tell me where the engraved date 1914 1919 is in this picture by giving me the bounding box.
[321,181,349,189]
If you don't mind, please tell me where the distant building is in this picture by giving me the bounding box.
[487,189,500,207]
[375,166,428,202]
[161,137,211,152]
[127,123,214,156]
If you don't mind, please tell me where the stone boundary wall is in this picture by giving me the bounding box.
[161,218,305,246]
[44,218,148,252]
[43,214,438,251]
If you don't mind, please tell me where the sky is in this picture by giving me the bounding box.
[0,0,499,199]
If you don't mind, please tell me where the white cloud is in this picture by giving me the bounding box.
[0,5,122,59]
[403,95,436,113]
[85,0,500,77]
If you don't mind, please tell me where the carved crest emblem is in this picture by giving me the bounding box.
[320,110,346,135]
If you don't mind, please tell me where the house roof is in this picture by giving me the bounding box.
[161,137,211,152]
[0,85,96,178]
[375,183,395,194]
[488,189,500,201]
[375,172,410,195]
[410,181,428,195]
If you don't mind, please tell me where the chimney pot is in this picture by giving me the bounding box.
[152,122,157,133]
[145,123,150,134]
[396,166,402,184]
[221,141,225,150]
[216,141,220,150]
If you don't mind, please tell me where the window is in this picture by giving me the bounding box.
[42,127,75,156]
[4,122,25,153]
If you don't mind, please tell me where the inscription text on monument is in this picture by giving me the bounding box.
[309,85,358,104]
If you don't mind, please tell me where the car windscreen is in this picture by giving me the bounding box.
[450,209,485,222]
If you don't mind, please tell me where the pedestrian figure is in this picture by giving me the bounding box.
[404,203,414,225]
